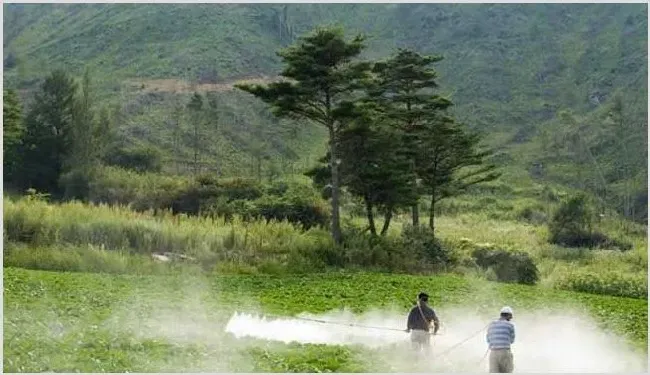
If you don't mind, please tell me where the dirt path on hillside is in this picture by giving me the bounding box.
[124,75,282,94]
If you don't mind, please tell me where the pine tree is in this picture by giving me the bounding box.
[416,115,500,234]
[22,70,78,195]
[236,26,371,244]
[369,48,451,226]
[187,92,204,175]
[3,89,25,187]
[311,102,416,235]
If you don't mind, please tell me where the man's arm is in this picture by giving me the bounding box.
[486,323,493,346]
[428,308,440,335]
[510,324,515,344]
[406,309,415,331]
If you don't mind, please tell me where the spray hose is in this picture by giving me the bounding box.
[251,313,491,352]
[259,313,408,332]
[239,312,492,367]
[286,315,491,360]
[432,323,490,358]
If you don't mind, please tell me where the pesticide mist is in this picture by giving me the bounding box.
[225,307,648,373]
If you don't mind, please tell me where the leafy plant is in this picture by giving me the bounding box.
[401,224,457,270]
[471,246,539,285]
[556,271,648,300]
[549,194,631,250]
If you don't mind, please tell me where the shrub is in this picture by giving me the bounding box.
[103,144,163,173]
[170,184,219,215]
[556,271,648,300]
[210,177,264,201]
[252,193,330,230]
[59,168,93,201]
[517,206,547,225]
[341,228,394,270]
[87,166,190,211]
[549,194,593,240]
[264,180,290,196]
[548,194,630,250]
[401,225,457,270]
[551,230,631,251]
[471,247,539,285]
[169,177,263,216]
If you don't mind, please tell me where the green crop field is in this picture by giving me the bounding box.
[3,267,647,372]
[3,3,647,373]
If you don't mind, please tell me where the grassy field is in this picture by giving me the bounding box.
[3,191,648,371]
[5,183,646,284]
[3,267,647,372]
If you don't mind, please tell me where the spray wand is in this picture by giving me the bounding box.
[257,313,408,333]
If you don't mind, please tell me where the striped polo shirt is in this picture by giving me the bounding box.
[486,318,515,350]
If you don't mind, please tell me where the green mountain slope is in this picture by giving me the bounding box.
[3,3,648,219]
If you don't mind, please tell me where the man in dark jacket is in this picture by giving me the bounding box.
[405,292,440,351]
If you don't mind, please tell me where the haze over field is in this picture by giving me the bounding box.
[3,3,647,373]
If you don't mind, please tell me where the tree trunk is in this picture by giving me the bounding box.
[411,167,419,226]
[381,209,393,236]
[365,195,377,236]
[329,125,343,245]
[412,204,419,227]
[429,194,436,235]
[193,114,200,176]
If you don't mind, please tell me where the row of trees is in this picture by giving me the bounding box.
[3,25,500,244]
[3,70,230,198]
[3,70,113,197]
[237,26,500,244]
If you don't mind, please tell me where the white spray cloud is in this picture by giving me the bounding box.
[225,307,648,373]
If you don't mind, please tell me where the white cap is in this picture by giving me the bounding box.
[500,306,513,315]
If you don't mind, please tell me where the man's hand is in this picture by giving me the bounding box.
[404,329,410,333]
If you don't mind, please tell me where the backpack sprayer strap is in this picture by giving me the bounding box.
[417,298,432,333]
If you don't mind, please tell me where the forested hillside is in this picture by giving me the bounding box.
[3,3,648,221]
[3,7,648,372]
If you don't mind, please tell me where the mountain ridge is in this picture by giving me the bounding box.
[3,3,648,220]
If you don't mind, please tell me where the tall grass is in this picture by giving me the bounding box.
[3,196,333,271]
[4,193,647,300]
[87,165,191,210]
[4,242,193,275]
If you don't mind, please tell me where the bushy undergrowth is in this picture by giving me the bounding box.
[87,165,190,212]
[82,166,330,230]
[103,144,164,173]
[3,196,455,275]
[3,195,333,273]
[517,205,548,225]
[400,225,457,269]
[470,246,540,285]
[549,194,632,251]
[3,242,189,275]
[556,271,648,300]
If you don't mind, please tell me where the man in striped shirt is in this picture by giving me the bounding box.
[486,306,515,373]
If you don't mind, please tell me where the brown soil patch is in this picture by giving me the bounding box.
[124,75,281,94]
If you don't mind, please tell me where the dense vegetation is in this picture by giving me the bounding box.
[4,3,648,222]
[2,4,647,372]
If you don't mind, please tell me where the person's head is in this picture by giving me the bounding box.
[418,292,429,304]
[499,306,513,321]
